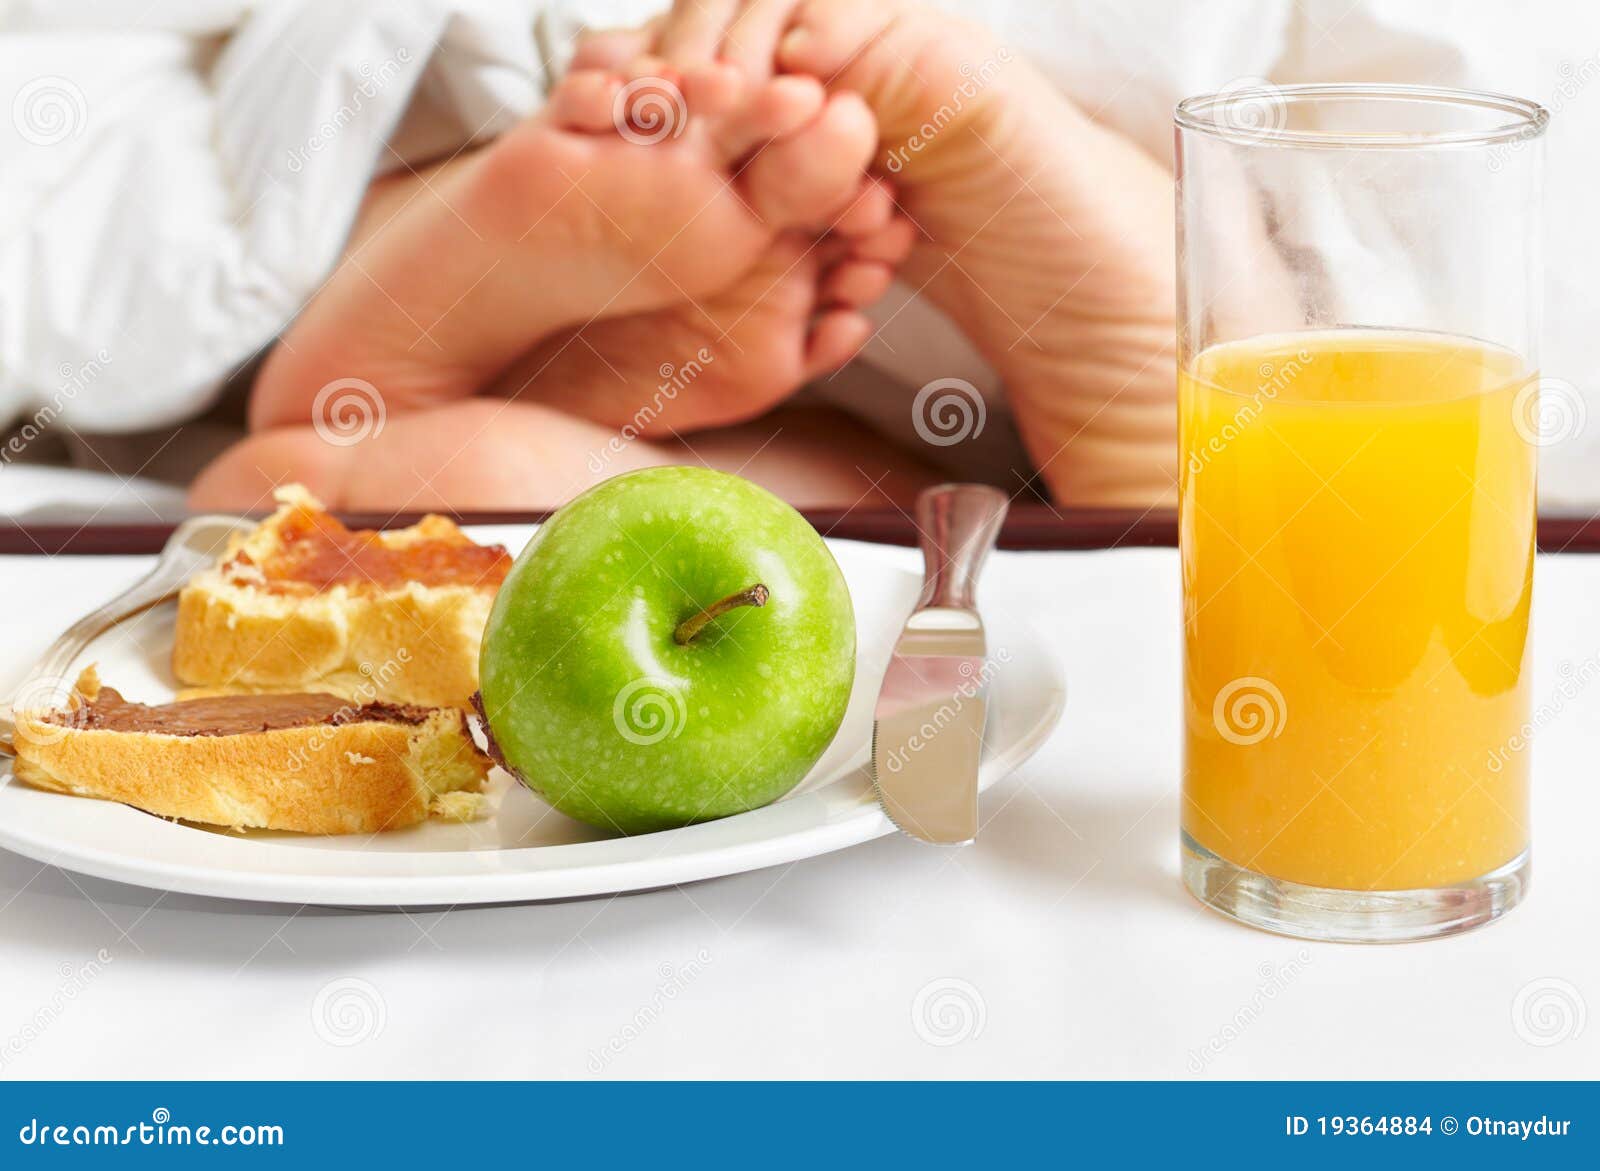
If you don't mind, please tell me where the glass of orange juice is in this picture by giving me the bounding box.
[1174,85,1548,941]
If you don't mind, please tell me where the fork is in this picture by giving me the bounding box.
[0,513,255,755]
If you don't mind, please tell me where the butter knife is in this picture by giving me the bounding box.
[871,483,1009,844]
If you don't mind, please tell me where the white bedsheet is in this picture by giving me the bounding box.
[2,1,1599,507]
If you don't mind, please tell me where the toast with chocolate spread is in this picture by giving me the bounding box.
[172,486,509,708]
[11,667,491,833]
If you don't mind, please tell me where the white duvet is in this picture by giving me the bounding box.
[2,0,1597,509]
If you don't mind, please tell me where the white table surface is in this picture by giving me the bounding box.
[0,546,1595,1080]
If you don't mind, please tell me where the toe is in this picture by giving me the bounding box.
[812,235,855,269]
[547,70,624,134]
[803,308,874,379]
[681,61,745,119]
[738,91,877,229]
[851,215,918,265]
[622,55,681,88]
[720,0,806,81]
[829,176,895,236]
[610,68,694,144]
[777,0,896,80]
[820,260,895,308]
[190,426,355,512]
[658,0,739,66]
[712,74,826,161]
[570,23,660,72]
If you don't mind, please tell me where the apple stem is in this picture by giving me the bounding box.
[674,584,770,645]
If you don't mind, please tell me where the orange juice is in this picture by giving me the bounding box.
[1180,330,1535,891]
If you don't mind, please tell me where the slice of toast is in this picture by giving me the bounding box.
[173,486,510,708]
[12,667,492,834]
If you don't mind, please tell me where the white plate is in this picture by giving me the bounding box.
[0,531,1064,906]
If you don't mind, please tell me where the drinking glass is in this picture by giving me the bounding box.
[1175,84,1548,941]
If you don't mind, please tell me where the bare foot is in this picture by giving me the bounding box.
[249,60,881,431]
[780,0,1177,504]
[641,0,1177,505]
[501,207,917,435]
[485,11,921,436]
[189,401,937,513]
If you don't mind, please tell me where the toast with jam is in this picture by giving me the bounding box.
[173,486,509,708]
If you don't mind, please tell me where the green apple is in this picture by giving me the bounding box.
[478,467,856,834]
